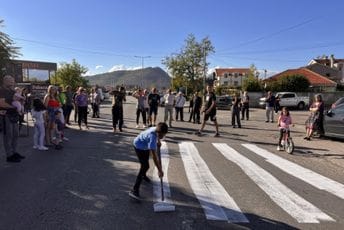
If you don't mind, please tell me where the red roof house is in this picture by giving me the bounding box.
[267,68,337,92]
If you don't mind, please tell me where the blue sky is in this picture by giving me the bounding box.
[1,0,344,77]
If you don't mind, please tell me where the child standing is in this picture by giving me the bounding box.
[277,107,293,151]
[129,122,168,200]
[31,98,48,151]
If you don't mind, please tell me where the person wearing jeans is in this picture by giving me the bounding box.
[265,91,276,123]
[163,89,175,128]
[0,75,25,162]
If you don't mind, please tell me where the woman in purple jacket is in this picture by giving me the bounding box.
[75,87,89,130]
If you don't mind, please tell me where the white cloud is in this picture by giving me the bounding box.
[108,64,142,72]
[95,65,103,70]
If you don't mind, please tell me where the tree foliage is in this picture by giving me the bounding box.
[0,19,21,75]
[267,75,310,92]
[51,59,89,90]
[242,64,262,91]
[162,34,215,96]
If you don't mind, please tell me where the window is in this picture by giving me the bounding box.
[282,94,295,98]
[223,81,228,85]
[234,81,238,86]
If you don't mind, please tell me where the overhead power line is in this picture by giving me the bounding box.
[217,17,319,53]
[13,37,165,59]
[217,41,344,56]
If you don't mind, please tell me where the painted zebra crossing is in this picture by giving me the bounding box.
[153,141,344,224]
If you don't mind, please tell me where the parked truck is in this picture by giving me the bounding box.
[259,92,309,110]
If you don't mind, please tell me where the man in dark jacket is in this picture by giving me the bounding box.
[192,91,202,124]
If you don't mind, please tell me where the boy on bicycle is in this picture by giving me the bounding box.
[277,107,293,151]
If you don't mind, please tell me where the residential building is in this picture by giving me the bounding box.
[307,55,344,85]
[214,68,250,88]
[267,68,337,92]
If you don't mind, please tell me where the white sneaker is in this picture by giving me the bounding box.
[38,146,49,151]
[33,145,38,149]
[281,140,285,146]
[63,137,69,141]
[135,125,139,128]
[143,125,147,128]
[277,146,281,151]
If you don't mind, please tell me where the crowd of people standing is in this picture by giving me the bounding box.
[0,73,327,164]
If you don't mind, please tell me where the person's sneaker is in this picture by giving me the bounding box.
[135,125,140,128]
[63,137,69,141]
[195,131,202,136]
[33,145,38,149]
[281,140,285,146]
[265,120,269,123]
[277,145,281,151]
[13,152,25,159]
[128,190,140,200]
[38,146,49,151]
[6,155,21,163]
[143,125,147,128]
[214,132,220,137]
[143,176,151,183]
[271,120,274,123]
[119,128,123,132]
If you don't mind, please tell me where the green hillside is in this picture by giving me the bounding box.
[85,67,171,89]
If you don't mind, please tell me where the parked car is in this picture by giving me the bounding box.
[259,92,309,110]
[324,104,344,139]
[331,97,344,109]
[216,95,232,110]
[103,90,110,100]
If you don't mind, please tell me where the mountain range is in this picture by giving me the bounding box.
[85,67,171,89]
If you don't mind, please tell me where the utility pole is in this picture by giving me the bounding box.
[134,55,151,89]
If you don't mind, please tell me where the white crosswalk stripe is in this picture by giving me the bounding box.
[242,144,344,200]
[151,141,342,224]
[179,142,249,222]
[153,142,174,208]
[213,143,334,223]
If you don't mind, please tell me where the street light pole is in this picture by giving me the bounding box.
[134,55,151,88]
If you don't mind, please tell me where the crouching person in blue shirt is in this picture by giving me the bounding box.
[129,122,168,200]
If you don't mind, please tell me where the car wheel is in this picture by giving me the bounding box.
[297,102,305,110]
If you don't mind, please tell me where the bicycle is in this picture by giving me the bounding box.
[279,128,294,154]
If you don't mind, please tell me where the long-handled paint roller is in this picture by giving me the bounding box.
[153,145,175,212]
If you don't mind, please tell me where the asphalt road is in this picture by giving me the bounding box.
[0,97,343,230]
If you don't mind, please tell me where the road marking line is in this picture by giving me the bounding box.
[243,144,344,200]
[179,142,248,222]
[214,143,334,223]
[153,142,174,206]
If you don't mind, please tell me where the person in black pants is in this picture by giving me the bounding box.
[111,86,126,132]
[231,95,241,128]
[129,122,168,200]
[241,91,250,120]
[192,91,202,124]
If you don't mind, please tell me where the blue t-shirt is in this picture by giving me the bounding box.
[133,127,157,150]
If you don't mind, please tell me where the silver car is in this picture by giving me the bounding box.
[324,104,344,139]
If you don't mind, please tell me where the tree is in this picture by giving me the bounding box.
[279,75,310,92]
[51,59,89,89]
[266,74,310,92]
[0,19,21,75]
[242,64,262,91]
[162,34,215,96]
